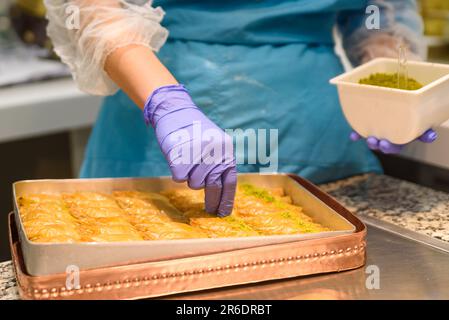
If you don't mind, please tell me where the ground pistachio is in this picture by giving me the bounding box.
[359,72,423,90]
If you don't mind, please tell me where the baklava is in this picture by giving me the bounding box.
[18,183,328,243]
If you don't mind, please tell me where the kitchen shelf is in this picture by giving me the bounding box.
[0,78,102,143]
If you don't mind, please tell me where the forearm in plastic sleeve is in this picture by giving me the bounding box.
[338,0,426,66]
[44,0,169,96]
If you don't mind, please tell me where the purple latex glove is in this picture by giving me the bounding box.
[144,84,237,217]
[349,129,437,154]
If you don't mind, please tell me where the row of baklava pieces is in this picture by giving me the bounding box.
[19,188,322,243]
[161,189,328,235]
[19,192,208,243]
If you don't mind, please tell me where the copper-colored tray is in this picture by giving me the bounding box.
[9,175,367,300]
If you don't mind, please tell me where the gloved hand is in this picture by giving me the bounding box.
[349,129,437,154]
[144,84,237,217]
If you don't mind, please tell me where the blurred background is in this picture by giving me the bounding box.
[0,0,449,260]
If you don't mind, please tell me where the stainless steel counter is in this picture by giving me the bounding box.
[2,174,449,300]
[169,219,449,300]
[2,218,448,300]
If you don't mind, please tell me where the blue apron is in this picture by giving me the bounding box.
[80,0,381,184]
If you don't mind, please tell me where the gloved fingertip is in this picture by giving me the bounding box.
[349,131,362,141]
[204,182,222,214]
[217,196,235,217]
[216,167,237,217]
[187,180,205,190]
[419,129,437,143]
[366,136,379,150]
[379,139,403,154]
[217,209,232,218]
[205,206,217,215]
[205,197,220,214]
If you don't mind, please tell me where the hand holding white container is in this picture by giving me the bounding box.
[330,58,449,144]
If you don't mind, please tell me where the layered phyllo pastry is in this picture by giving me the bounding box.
[17,183,328,243]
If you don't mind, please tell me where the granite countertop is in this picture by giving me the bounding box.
[2,173,449,300]
[0,261,18,300]
[320,174,449,242]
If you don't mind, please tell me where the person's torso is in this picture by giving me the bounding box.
[81,0,381,182]
[153,0,367,45]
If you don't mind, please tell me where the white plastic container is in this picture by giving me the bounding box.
[330,58,449,144]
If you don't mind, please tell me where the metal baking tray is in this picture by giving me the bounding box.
[13,173,356,276]
[8,211,366,300]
